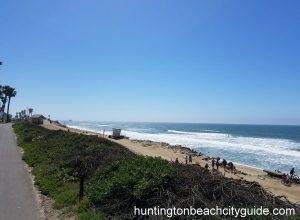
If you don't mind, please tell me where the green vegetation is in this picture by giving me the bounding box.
[13,122,135,219]
[88,156,175,203]
[78,210,105,220]
[13,122,299,219]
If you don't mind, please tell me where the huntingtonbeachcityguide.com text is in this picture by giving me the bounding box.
[134,206,296,218]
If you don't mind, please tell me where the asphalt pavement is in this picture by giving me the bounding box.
[0,123,40,220]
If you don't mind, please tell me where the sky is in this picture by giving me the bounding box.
[1,0,300,125]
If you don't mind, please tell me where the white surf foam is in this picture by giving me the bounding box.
[65,124,300,172]
[94,124,111,127]
[67,125,102,134]
[168,129,220,134]
[123,130,300,159]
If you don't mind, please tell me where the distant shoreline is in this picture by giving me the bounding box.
[60,120,300,127]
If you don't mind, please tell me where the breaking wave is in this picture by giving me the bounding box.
[64,123,300,172]
[122,130,300,172]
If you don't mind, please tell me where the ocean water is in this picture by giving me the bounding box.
[62,121,300,173]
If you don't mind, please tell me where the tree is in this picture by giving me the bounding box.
[0,97,7,121]
[21,109,27,120]
[62,145,103,200]
[1,85,9,122]
[18,111,26,121]
[0,85,3,119]
[28,108,33,117]
[18,112,22,120]
[4,86,17,122]
[0,85,2,101]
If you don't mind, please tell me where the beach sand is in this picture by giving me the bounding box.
[43,122,300,205]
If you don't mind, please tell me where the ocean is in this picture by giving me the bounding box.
[62,121,300,173]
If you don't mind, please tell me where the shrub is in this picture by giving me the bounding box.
[23,135,33,142]
[88,156,175,204]
[78,210,104,220]
[54,187,78,208]
[77,197,92,213]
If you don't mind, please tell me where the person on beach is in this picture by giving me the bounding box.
[175,158,179,164]
[185,155,188,164]
[290,168,295,177]
[205,163,209,169]
[212,159,215,170]
[222,159,227,168]
[189,155,192,163]
[228,162,234,172]
[216,160,220,170]
[282,173,290,185]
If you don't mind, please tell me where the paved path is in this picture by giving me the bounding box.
[0,123,40,220]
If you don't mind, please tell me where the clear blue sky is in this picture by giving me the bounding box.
[1,0,300,124]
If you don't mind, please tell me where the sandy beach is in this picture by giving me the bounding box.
[43,122,300,205]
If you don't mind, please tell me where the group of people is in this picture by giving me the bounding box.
[175,155,193,164]
[174,155,296,182]
[281,168,297,185]
[185,155,193,164]
[175,155,235,174]
[211,157,235,173]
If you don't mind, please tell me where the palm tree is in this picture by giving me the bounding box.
[0,85,2,101]
[18,112,22,120]
[21,109,27,120]
[4,86,17,123]
[0,97,7,121]
[28,108,34,117]
[1,85,9,122]
[0,85,3,119]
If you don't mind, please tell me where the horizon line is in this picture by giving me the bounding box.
[58,119,300,127]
